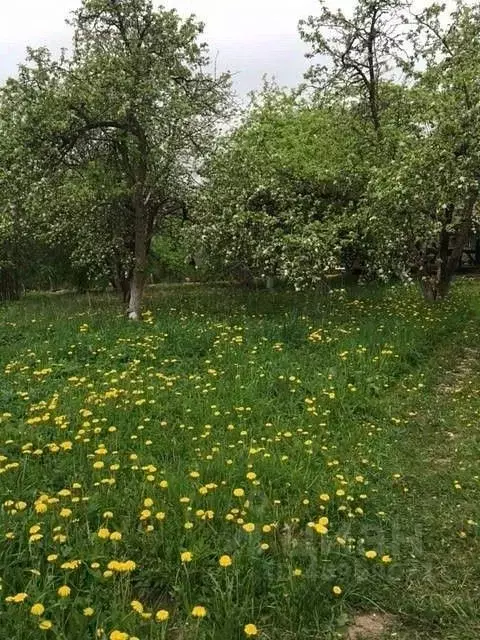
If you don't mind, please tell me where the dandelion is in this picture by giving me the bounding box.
[97,528,111,540]
[242,522,255,533]
[181,551,193,563]
[39,620,53,630]
[365,550,377,559]
[293,568,302,577]
[244,623,259,636]
[381,554,392,564]
[29,533,43,542]
[314,522,328,535]
[332,585,342,595]
[31,603,45,616]
[83,607,95,616]
[106,560,136,572]
[233,488,245,497]
[6,592,28,603]
[131,600,144,614]
[61,560,81,570]
[109,632,129,640]
[192,605,207,618]
[57,585,71,598]
[219,554,232,567]
[156,609,169,622]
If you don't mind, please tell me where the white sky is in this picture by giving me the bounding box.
[0,1,444,94]
[0,0,328,94]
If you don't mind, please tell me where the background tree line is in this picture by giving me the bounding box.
[1,0,480,314]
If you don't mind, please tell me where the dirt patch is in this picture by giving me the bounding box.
[437,348,479,395]
[346,613,395,640]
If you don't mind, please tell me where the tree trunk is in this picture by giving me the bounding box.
[420,197,477,301]
[127,207,149,321]
[0,267,21,302]
[111,262,132,303]
[419,273,451,301]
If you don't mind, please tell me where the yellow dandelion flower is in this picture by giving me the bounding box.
[219,555,232,567]
[35,503,48,514]
[191,605,207,618]
[314,523,328,535]
[156,609,169,622]
[181,551,193,563]
[39,620,52,630]
[30,603,45,616]
[244,623,259,636]
[130,600,144,614]
[6,592,28,603]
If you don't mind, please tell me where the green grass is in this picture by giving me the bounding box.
[0,281,479,640]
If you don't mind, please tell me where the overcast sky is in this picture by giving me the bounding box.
[0,0,327,94]
[0,1,443,95]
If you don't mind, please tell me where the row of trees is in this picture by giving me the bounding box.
[1,0,480,313]
[195,0,480,300]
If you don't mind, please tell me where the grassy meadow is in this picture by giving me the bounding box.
[0,282,479,640]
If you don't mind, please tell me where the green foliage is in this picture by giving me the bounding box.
[192,0,480,300]
[0,0,230,310]
[362,2,480,296]
[191,85,369,289]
